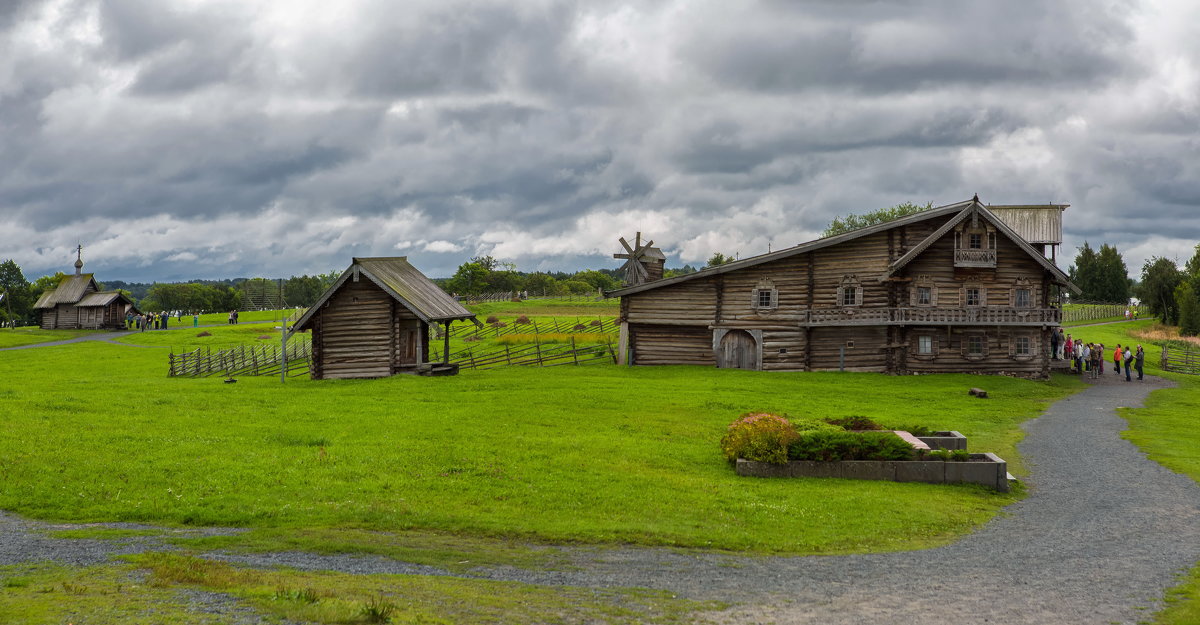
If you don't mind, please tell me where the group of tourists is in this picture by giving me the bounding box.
[125,311,170,332]
[228,309,240,324]
[1051,327,1144,381]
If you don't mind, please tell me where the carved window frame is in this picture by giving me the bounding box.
[962,283,987,308]
[1009,332,1035,360]
[837,275,862,307]
[1011,277,1036,308]
[751,278,779,312]
[962,333,988,361]
[912,328,939,360]
[911,275,937,307]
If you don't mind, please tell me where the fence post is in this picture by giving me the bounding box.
[571,336,578,365]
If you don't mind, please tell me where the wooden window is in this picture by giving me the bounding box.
[918,335,933,355]
[751,279,778,312]
[1015,336,1031,356]
[965,287,981,307]
[968,233,982,249]
[917,286,932,306]
[837,275,862,307]
[962,333,988,360]
[1015,288,1031,308]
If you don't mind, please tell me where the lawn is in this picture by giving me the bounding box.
[0,338,1080,554]
[0,328,101,348]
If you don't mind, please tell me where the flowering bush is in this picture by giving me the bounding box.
[719,413,801,465]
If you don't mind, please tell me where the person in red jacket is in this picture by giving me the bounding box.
[1113,343,1123,375]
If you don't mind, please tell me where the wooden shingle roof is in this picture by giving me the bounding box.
[33,274,100,309]
[292,257,478,332]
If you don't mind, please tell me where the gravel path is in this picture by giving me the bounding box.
[2,372,1196,624]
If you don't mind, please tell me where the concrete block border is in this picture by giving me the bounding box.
[916,430,968,451]
[735,452,1008,491]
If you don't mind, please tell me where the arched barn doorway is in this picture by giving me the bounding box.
[716,329,759,370]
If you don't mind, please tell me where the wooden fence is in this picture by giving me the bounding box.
[1160,344,1200,375]
[438,316,619,339]
[456,292,606,304]
[1062,303,1128,323]
[169,339,313,378]
[451,337,616,370]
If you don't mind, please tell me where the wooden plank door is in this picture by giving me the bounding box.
[717,330,757,370]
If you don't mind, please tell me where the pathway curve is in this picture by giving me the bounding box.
[2,373,1197,624]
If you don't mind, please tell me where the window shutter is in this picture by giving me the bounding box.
[770,289,779,308]
[1007,333,1015,357]
[980,287,988,307]
[836,285,844,307]
[751,289,760,309]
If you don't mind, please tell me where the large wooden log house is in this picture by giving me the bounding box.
[34,250,138,330]
[607,197,1080,378]
[291,257,479,380]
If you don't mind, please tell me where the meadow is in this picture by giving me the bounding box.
[0,338,1081,553]
[7,311,1200,624]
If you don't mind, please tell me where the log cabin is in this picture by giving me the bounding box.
[606,197,1079,378]
[35,251,138,330]
[291,257,480,380]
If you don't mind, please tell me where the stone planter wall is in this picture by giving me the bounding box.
[735,452,1008,491]
[916,431,967,451]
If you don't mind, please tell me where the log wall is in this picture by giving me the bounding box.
[312,277,421,379]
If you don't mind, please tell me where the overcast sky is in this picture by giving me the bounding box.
[2,0,1198,282]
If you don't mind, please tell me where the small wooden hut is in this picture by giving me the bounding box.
[291,257,479,380]
[35,250,138,330]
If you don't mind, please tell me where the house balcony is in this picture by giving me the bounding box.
[954,248,997,268]
[801,307,1061,327]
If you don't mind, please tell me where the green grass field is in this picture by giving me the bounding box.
[11,308,1200,624]
[0,337,1080,553]
[0,328,102,348]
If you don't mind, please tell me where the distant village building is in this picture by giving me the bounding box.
[291,257,480,380]
[35,248,138,330]
[607,197,1079,378]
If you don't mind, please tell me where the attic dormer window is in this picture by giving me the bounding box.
[969,233,982,249]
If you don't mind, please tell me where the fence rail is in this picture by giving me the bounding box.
[169,339,312,378]
[1161,344,1200,375]
[455,292,607,304]
[1062,303,1128,323]
[438,316,619,339]
[450,337,616,370]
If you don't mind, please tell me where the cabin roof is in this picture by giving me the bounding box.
[76,291,130,307]
[607,198,1078,298]
[292,257,478,331]
[33,274,99,308]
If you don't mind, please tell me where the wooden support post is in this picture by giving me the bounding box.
[443,320,452,364]
[617,321,629,365]
[571,336,578,365]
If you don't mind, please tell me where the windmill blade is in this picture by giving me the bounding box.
[635,232,642,250]
[641,239,654,251]
[619,237,635,255]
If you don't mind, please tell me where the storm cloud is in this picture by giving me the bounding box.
[1,0,1197,281]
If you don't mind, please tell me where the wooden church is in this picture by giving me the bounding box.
[35,248,138,330]
[607,197,1079,378]
[291,257,480,380]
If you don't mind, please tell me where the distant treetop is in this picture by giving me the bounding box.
[821,202,933,238]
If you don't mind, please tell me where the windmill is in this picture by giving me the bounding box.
[614,232,666,286]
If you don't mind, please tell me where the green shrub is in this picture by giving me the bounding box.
[719,413,801,465]
[824,415,882,430]
[788,430,915,462]
[950,449,970,462]
[888,424,935,436]
[923,449,971,462]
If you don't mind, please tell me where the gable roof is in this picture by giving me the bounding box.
[33,274,100,308]
[292,257,478,332]
[883,201,1078,293]
[607,197,1078,298]
[77,291,133,307]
